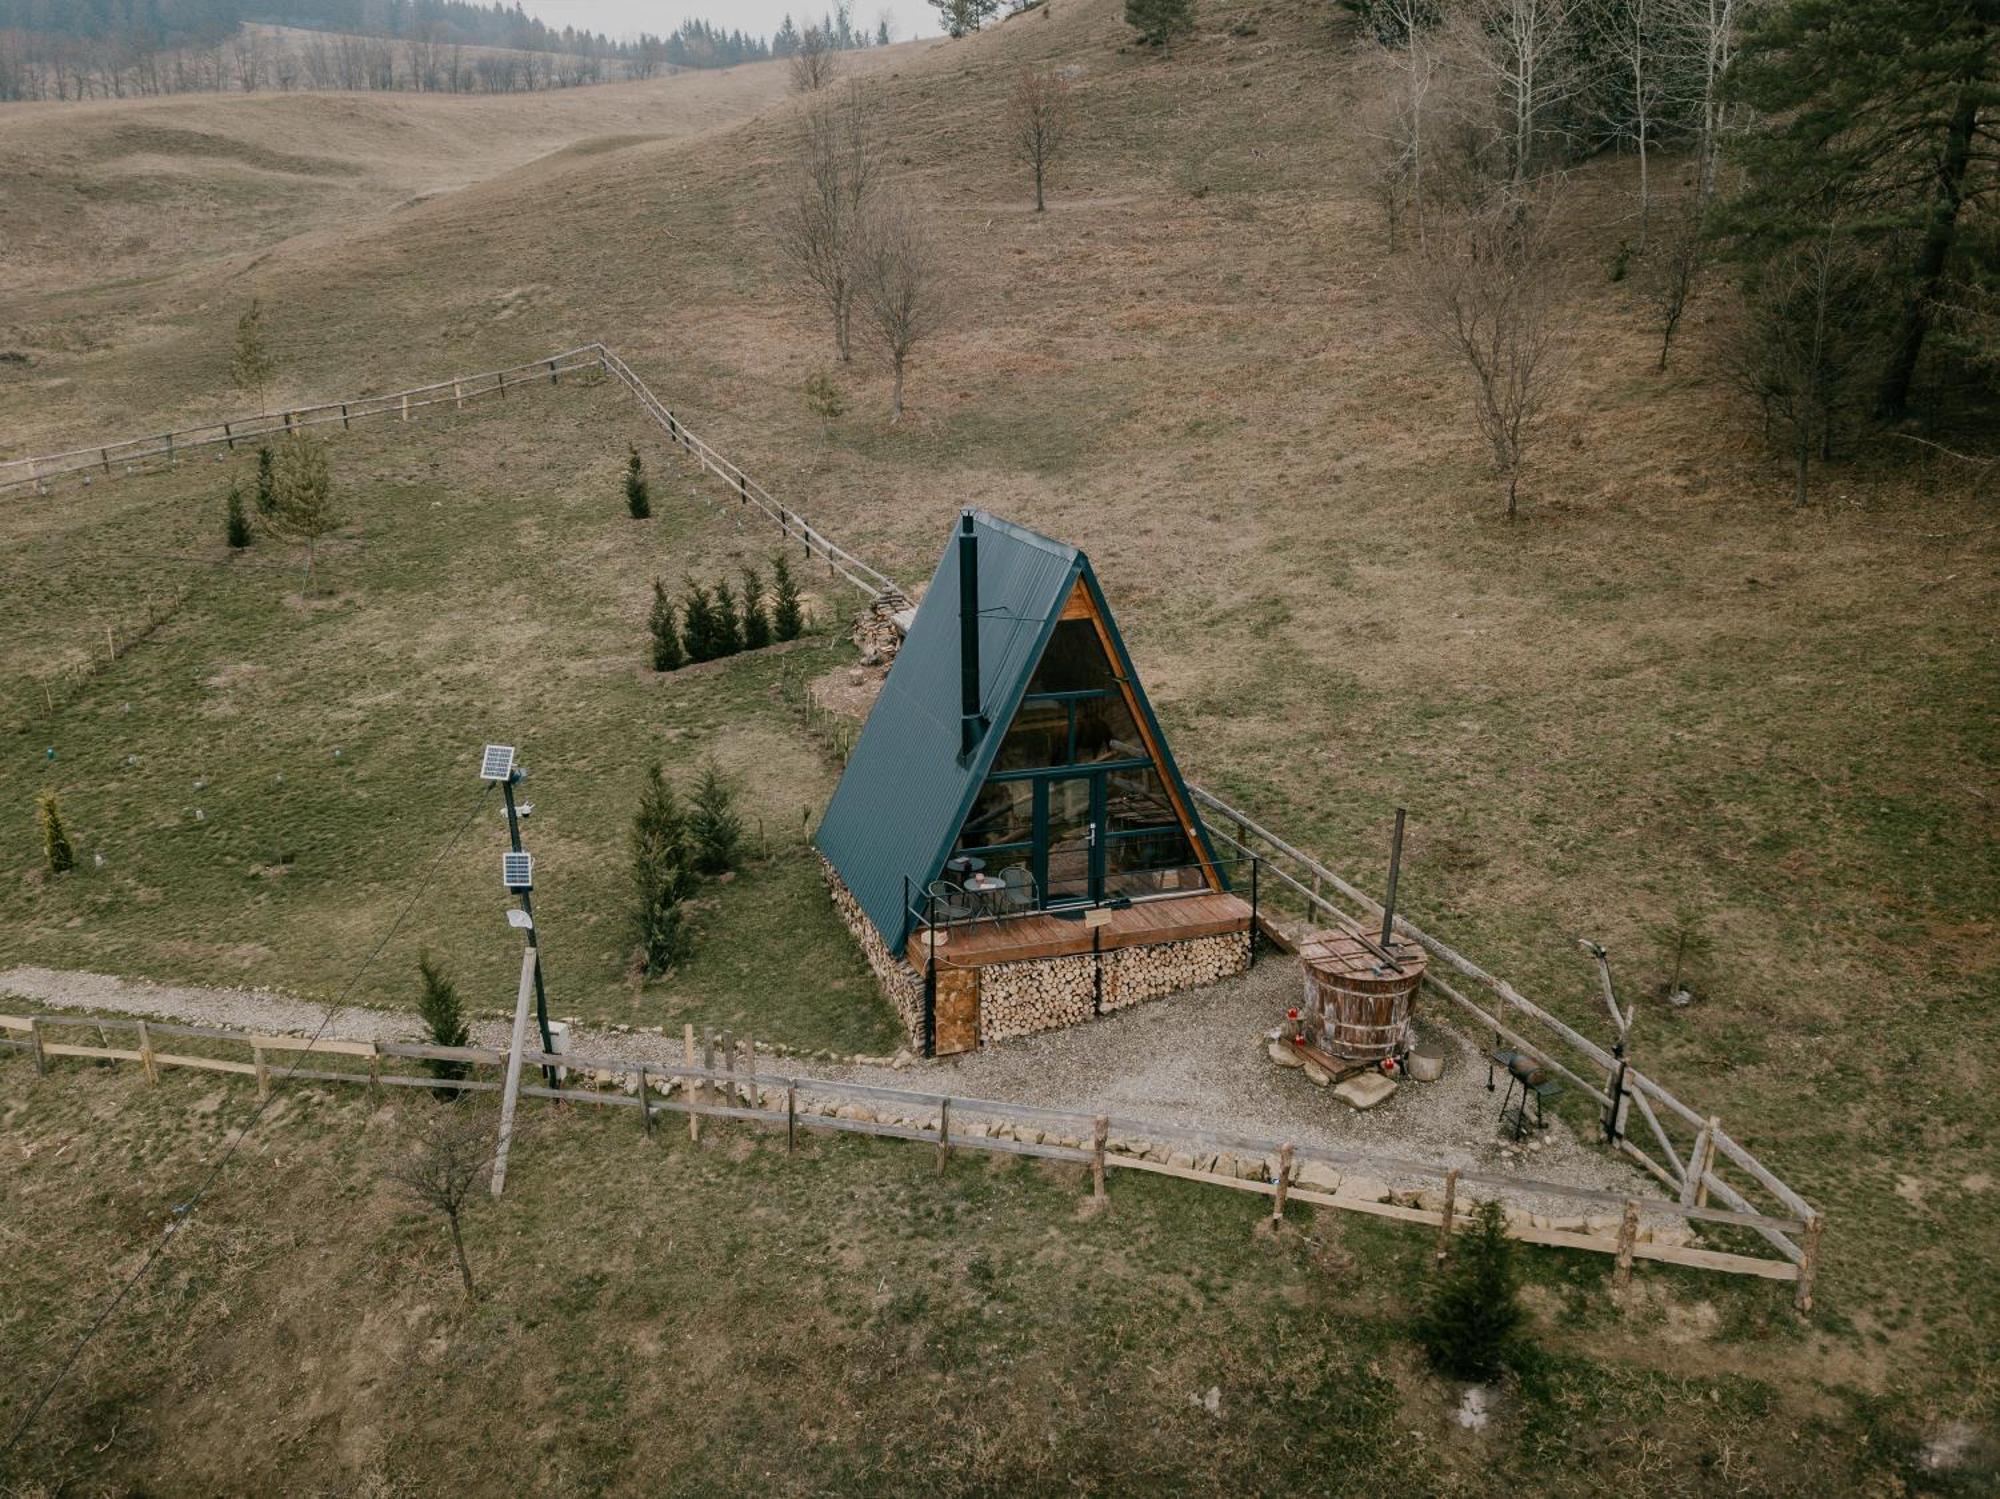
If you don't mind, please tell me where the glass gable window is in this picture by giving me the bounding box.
[949,606,1205,907]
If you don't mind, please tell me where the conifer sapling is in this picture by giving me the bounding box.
[417,951,471,1092]
[225,482,252,549]
[771,553,805,641]
[37,790,75,875]
[710,578,743,657]
[740,565,772,650]
[625,444,651,519]
[648,579,685,671]
[690,759,744,876]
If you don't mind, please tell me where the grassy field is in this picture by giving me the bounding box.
[0,0,1995,1485]
[0,384,898,1054]
[0,1056,1958,1498]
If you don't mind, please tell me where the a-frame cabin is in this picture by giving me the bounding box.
[817,511,1254,1054]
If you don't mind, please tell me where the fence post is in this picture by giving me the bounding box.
[740,1035,756,1107]
[1435,1167,1459,1260]
[340,402,350,430]
[1271,1144,1293,1223]
[787,1082,798,1154]
[400,393,410,422]
[137,1021,158,1084]
[224,422,234,451]
[737,473,748,506]
[936,1097,951,1174]
[368,1041,382,1103]
[102,448,111,474]
[254,1044,270,1101]
[718,1030,732,1113]
[1680,1117,1714,1207]
[1092,1115,1108,1202]
[636,1066,654,1137]
[166,432,175,466]
[548,359,559,385]
[1248,858,1259,967]
[454,380,464,409]
[27,1016,45,1076]
[1612,1199,1641,1290]
[683,1024,700,1143]
[1794,1214,1823,1314]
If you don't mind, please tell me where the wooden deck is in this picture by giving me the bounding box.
[913,891,1254,969]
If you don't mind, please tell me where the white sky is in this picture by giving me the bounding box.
[515,0,942,45]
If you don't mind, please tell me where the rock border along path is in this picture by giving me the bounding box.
[2,959,1660,1224]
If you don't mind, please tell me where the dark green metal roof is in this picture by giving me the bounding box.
[815,510,1217,956]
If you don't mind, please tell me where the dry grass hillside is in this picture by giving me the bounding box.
[1,0,1995,1491]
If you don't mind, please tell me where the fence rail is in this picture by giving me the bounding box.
[2,343,898,604]
[1187,786,1817,1270]
[1,342,1819,1294]
[1,1009,1820,1305]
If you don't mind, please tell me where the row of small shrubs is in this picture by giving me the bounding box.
[648,554,805,671]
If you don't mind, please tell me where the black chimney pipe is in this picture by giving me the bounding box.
[959,511,983,758]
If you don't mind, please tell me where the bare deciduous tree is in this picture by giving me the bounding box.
[1403,198,1571,517]
[1352,0,1443,249]
[1662,0,1752,204]
[386,1104,498,1301]
[790,24,838,92]
[854,192,950,422]
[1449,0,1579,194]
[1009,65,1075,213]
[1721,221,1869,506]
[1592,0,1668,247]
[779,83,878,362]
[1642,195,1705,370]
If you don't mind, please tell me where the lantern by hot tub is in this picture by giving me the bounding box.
[1294,930,1425,1068]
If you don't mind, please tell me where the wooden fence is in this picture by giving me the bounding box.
[1,342,1819,1294]
[1188,787,1820,1275]
[0,343,896,604]
[1,1009,1821,1307]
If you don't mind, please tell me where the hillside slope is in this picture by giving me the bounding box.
[0,0,1994,1485]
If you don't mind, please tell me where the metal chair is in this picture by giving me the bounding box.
[997,864,1037,916]
[926,879,974,925]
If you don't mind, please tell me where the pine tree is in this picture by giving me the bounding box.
[267,435,340,579]
[624,444,651,519]
[740,565,772,650]
[648,579,685,671]
[37,790,75,875]
[416,951,471,1093]
[1723,0,1999,420]
[710,577,743,656]
[231,297,276,414]
[1125,0,1195,46]
[689,759,743,875]
[631,763,695,976]
[771,553,806,641]
[225,483,251,549]
[681,577,716,662]
[1415,1201,1530,1381]
[254,445,277,516]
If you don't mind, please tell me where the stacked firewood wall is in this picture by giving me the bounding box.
[820,858,925,1046]
[978,934,1252,1043]
[1102,934,1249,1013]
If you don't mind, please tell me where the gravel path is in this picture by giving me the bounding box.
[3,959,1655,1217]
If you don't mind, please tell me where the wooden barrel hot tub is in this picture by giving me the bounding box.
[1294,930,1426,1066]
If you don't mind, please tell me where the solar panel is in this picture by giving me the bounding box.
[479,744,517,782]
[502,851,534,890]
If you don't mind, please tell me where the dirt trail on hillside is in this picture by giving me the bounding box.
[1,960,1655,1215]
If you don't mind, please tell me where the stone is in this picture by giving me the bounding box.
[1268,1040,1305,1069]
[1333,1072,1398,1110]
[891,1049,913,1070]
[1302,1063,1333,1087]
[1336,1174,1391,1204]
[1214,1152,1240,1179]
[1168,1151,1197,1171]
[1295,1162,1342,1194]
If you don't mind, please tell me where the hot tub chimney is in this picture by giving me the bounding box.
[958,511,984,758]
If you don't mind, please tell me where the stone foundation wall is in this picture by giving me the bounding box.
[820,856,924,1048]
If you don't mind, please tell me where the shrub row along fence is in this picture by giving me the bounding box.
[2,1009,1821,1307]
[1,342,1821,1289]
